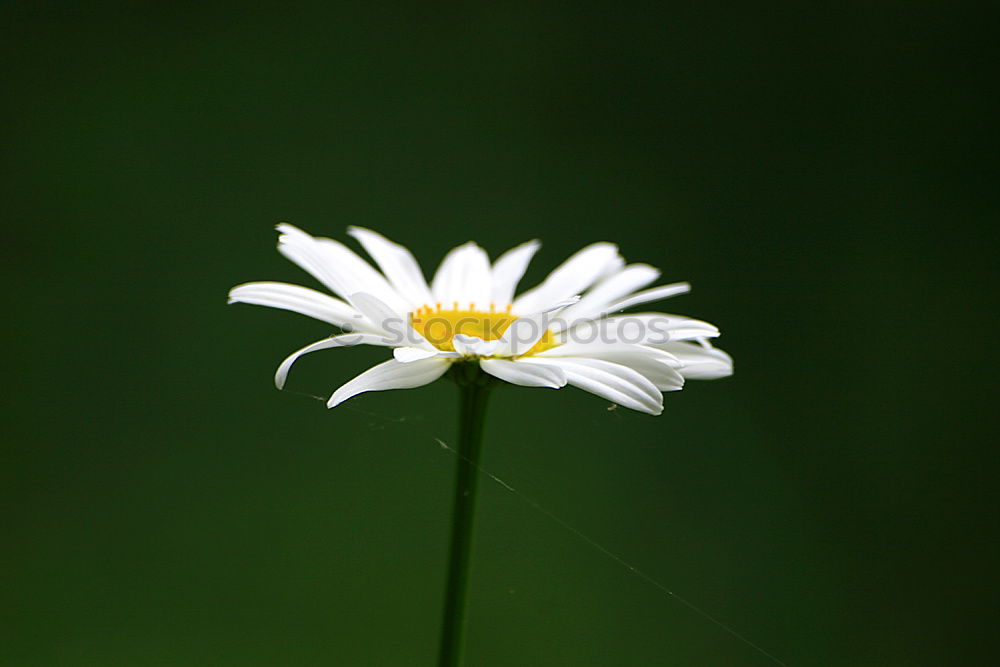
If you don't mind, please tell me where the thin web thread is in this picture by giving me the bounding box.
[430,435,790,667]
[284,390,791,667]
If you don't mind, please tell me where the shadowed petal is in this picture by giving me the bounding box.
[327,358,451,408]
[431,242,492,308]
[528,357,664,415]
[228,281,371,331]
[512,242,622,314]
[480,358,566,389]
[348,226,433,307]
[275,333,392,389]
[490,240,540,306]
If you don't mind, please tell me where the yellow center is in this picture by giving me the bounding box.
[410,302,555,356]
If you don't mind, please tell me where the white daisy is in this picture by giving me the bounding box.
[229,224,732,415]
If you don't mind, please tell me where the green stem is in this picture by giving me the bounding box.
[438,364,493,667]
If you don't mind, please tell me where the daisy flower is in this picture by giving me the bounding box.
[228,224,731,414]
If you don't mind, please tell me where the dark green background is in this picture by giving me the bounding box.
[4,2,997,665]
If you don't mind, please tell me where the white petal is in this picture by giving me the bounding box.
[528,357,664,415]
[228,282,372,331]
[430,242,492,308]
[664,323,720,342]
[593,253,625,284]
[452,334,482,357]
[327,357,450,408]
[536,342,684,391]
[492,298,580,357]
[490,240,540,307]
[276,224,410,314]
[452,334,499,357]
[561,313,719,345]
[273,225,337,291]
[556,264,660,327]
[659,340,734,379]
[512,242,622,314]
[536,340,679,366]
[480,358,567,389]
[393,346,445,363]
[629,314,720,342]
[604,282,691,313]
[493,311,551,357]
[347,226,433,307]
[351,292,432,348]
[473,339,499,356]
[274,333,392,389]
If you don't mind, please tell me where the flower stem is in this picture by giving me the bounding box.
[438,364,493,667]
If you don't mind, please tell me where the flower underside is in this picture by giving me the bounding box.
[410,302,555,356]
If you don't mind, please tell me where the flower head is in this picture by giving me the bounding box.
[229,224,732,414]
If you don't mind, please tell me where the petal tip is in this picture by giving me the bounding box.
[346,225,373,237]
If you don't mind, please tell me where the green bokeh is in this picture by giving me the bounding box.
[3,2,996,665]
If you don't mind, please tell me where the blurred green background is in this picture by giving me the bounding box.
[3,2,997,665]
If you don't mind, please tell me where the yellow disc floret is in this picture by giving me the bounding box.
[410,302,555,356]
